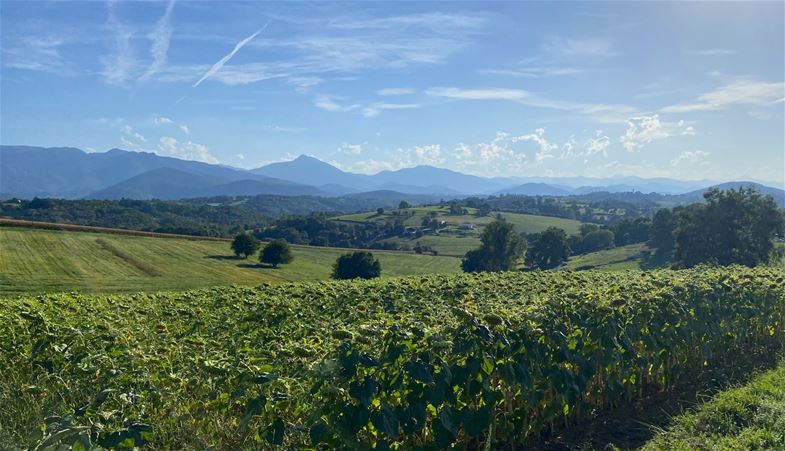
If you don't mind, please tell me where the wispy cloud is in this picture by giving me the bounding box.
[661,78,785,113]
[151,115,173,125]
[426,86,636,123]
[314,95,358,112]
[683,49,735,56]
[378,87,415,96]
[543,37,618,59]
[101,1,136,85]
[192,22,270,88]
[361,103,421,117]
[141,0,175,81]
[425,87,529,100]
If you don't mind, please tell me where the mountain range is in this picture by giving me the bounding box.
[1,146,783,206]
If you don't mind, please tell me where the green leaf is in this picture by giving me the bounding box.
[265,418,285,445]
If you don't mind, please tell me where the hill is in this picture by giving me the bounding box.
[0,227,460,294]
[333,205,585,256]
[90,167,324,200]
[0,146,314,199]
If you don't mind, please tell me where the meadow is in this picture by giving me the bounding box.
[0,227,460,294]
[2,267,783,449]
[334,206,584,256]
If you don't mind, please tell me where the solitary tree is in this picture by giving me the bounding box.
[231,233,261,258]
[332,251,382,280]
[526,227,570,270]
[461,220,526,272]
[398,200,411,209]
[260,239,294,268]
[376,208,385,216]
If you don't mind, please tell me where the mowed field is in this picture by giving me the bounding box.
[0,227,461,294]
[335,206,585,256]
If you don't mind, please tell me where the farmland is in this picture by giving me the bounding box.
[333,206,584,256]
[0,227,460,294]
[2,267,783,449]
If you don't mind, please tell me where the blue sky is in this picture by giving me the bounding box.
[2,1,783,183]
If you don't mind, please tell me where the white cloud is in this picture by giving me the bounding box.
[140,0,175,81]
[156,136,218,163]
[121,124,146,143]
[361,103,421,117]
[584,131,610,156]
[670,150,710,166]
[683,49,735,56]
[426,86,636,123]
[314,95,358,112]
[513,128,558,162]
[152,115,173,125]
[236,153,245,160]
[426,87,529,100]
[341,144,443,173]
[179,124,190,134]
[661,79,785,113]
[619,115,695,151]
[543,37,618,58]
[192,23,269,87]
[338,142,363,155]
[378,87,415,96]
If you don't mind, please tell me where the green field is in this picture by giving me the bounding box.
[0,227,460,294]
[335,206,584,256]
[642,363,785,450]
[2,267,783,449]
[560,243,649,271]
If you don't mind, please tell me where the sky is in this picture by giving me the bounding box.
[1,1,784,184]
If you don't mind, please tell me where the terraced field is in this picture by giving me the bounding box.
[0,227,461,294]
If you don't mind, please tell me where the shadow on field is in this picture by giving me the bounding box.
[237,263,278,269]
[205,255,244,261]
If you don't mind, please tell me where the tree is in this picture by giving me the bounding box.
[260,239,294,268]
[376,208,385,216]
[650,208,677,253]
[461,220,526,272]
[674,188,784,268]
[398,200,411,209]
[575,229,615,254]
[231,233,261,258]
[332,251,382,280]
[526,227,570,270]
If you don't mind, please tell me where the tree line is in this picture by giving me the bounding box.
[461,188,784,272]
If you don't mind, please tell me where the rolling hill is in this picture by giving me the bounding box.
[0,226,461,294]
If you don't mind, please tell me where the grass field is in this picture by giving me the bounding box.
[642,363,785,450]
[560,243,650,271]
[335,206,584,256]
[334,206,584,234]
[0,227,461,294]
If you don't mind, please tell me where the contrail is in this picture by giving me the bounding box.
[192,21,270,88]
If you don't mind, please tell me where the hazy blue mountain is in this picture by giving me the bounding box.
[0,145,313,199]
[252,154,373,189]
[253,156,506,194]
[371,166,507,194]
[89,167,324,200]
[495,183,572,196]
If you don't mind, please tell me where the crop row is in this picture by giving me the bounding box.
[1,267,783,449]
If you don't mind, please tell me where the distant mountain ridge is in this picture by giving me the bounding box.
[1,146,782,203]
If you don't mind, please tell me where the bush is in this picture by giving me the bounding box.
[332,252,381,280]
